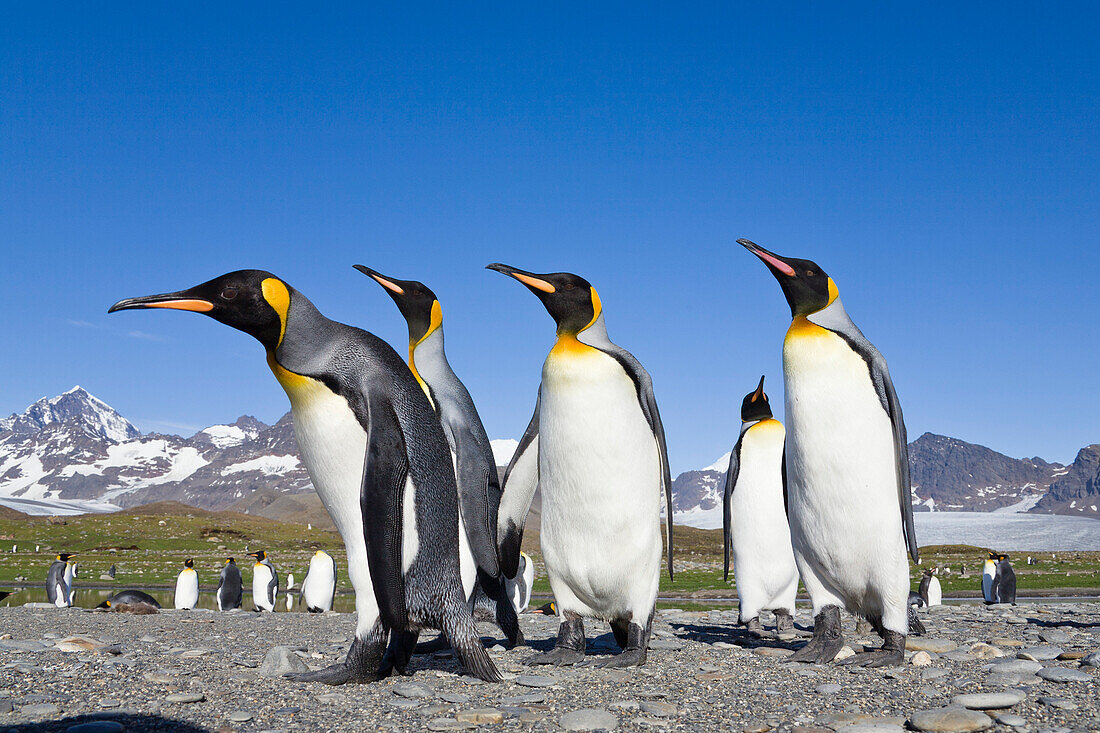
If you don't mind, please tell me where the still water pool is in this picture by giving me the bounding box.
[1,587,358,613]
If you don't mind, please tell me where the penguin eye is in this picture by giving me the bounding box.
[805,270,816,277]
[562,282,576,291]
[221,287,239,301]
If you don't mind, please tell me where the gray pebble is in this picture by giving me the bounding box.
[1039,696,1078,710]
[515,674,558,688]
[97,698,121,709]
[950,690,1025,709]
[921,668,948,680]
[503,692,547,705]
[393,681,434,698]
[908,706,994,731]
[426,719,475,731]
[439,692,470,704]
[995,713,1026,727]
[1037,667,1092,683]
[647,638,684,651]
[229,711,254,722]
[1039,630,1071,643]
[165,692,204,703]
[987,659,1042,675]
[20,703,61,717]
[639,701,677,717]
[258,646,308,677]
[816,683,842,694]
[1018,646,1064,660]
[560,707,619,731]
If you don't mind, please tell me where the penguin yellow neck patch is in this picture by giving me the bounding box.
[261,278,291,346]
[407,300,442,408]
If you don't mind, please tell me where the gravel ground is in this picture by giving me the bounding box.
[0,601,1097,732]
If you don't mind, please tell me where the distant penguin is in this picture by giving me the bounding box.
[248,550,278,612]
[488,264,674,668]
[108,564,117,578]
[217,558,243,611]
[356,265,521,647]
[64,561,79,606]
[46,553,75,608]
[175,558,199,610]
[982,552,997,604]
[111,270,501,684]
[300,550,337,613]
[740,239,918,667]
[504,551,535,615]
[722,376,798,636]
[919,568,942,607]
[991,554,1016,604]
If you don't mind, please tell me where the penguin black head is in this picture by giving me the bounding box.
[738,239,837,318]
[740,375,773,423]
[354,266,442,346]
[248,550,267,562]
[987,551,998,560]
[56,553,75,563]
[998,553,1010,562]
[226,557,235,565]
[486,264,601,336]
[108,270,292,351]
[184,558,194,569]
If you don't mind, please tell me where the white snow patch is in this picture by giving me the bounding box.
[222,455,300,476]
[200,425,247,448]
[703,452,731,473]
[992,493,1044,514]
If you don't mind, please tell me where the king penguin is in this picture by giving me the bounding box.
[982,552,997,604]
[991,553,1016,604]
[217,558,243,611]
[248,550,279,612]
[110,270,500,684]
[739,239,918,667]
[356,265,521,647]
[46,553,75,608]
[300,550,338,613]
[175,558,199,610]
[723,376,798,637]
[919,568,942,607]
[487,264,674,667]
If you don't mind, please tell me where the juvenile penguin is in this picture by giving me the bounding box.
[723,376,798,637]
[97,590,162,609]
[46,553,75,608]
[982,552,997,604]
[110,270,499,683]
[356,266,521,646]
[991,554,1016,604]
[505,551,536,615]
[487,264,674,667]
[174,558,199,610]
[300,550,338,613]
[217,558,243,611]
[740,239,918,667]
[919,568,942,607]
[248,550,279,612]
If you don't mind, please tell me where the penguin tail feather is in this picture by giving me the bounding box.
[442,614,503,683]
[907,605,926,636]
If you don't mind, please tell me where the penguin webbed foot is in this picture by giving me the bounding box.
[837,630,905,668]
[744,616,766,638]
[787,605,844,664]
[526,615,586,666]
[774,609,795,635]
[581,647,647,668]
[525,646,585,666]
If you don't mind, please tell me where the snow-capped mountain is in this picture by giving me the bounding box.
[0,388,309,517]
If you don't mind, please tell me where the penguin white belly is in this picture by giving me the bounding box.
[286,380,381,633]
[982,562,995,602]
[784,330,908,626]
[729,421,799,620]
[506,554,535,614]
[451,448,477,602]
[302,554,336,612]
[54,582,69,608]
[252,563,275,611]
[538,343,661,620]
[928,575,942,606]
[175,569,199,610]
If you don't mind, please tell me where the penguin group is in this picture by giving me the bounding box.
[106,237,919,679]
[982,551,1016,604]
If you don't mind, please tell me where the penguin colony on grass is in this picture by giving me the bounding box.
[99,239,946,681]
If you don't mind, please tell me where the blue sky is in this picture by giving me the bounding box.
[1,3,1096,471]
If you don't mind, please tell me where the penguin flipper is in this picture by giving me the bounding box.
[268,566,279,609]
[497,391,541,580]
[594,346,675,580]
[872,356,918,564]
[781,439,789,518]
[363,388,411,631]
[722,440,741,582]
[445,418,502,578]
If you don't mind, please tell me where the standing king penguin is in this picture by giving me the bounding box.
[919,568,942,607]
[739,239,919,667]
[991,553,1016,604]
[249,550,279,612]
[217,558,243,611]
[300,550,338,613]
[175,558,199,610]
[982,552,997,604]
[723,376,798,636]
[110,270,500,684]
[487,264,674,667]
[46,553,75,608]
[355,265,521,647]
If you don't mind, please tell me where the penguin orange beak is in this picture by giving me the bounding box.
[353,265,404,295]
[737,239,796,277]
[486,263,556,293]
[108,290,214,313]
[750,375,766,403]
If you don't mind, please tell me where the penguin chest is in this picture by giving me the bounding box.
[729,422,795,567]
[782,328,899,536]
[253,565,273,603]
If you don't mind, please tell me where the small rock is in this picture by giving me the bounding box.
[274,706,300,715]
[66,723,125,733]
[166,693,205,703]
[1018,646,1063,660]
[816,683,841,694]
[906,638,958,653]
[426,719,475,731]
[647,638,683,651]
[1004,616,1026,625]
[439,692,470,704]
[20,703,62,717]
[834,646,856,661]
[393,681,434,698]
[229,711,254,722]
[258,646,309,677]
[139,635,158,643]
[1082,651,1100,667]
[910,651,933,666]
[1038,630,1070,643]
[994,713,1026,727]
[754,647,793,658]
[907,706,993,732]
[503,692,547,705]
[387,698,421,709]
[1036,667,1091,683]
[921,668,947,680]
[987,659,1042,675]
[967,643,1003,659]
[1056,650,1085,660]
[1038,696,1077,710]
[179,648,213,659]
[560,708,619,731]
[639,701,677,717]
[97,698,121,709]
[950,691,1024,709]
[834,726,905,733]
[515,674,558,688]
[455,708,504,724]
[989,638,1022,647]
